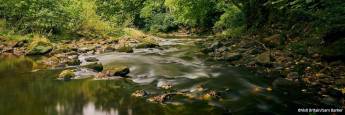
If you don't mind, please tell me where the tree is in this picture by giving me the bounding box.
[164,0,218,29]
[0,0,83,34]
[140,0,177,32]
[95,0,146,27]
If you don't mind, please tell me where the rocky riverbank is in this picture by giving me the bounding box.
[199,35,345,107]
[0,29,161,78]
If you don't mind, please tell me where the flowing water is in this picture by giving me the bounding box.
[0,37,321,115]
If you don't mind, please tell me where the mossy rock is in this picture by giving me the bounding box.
[117,46,134,53]
[58,70,75,80]
[82,62,103,72]
[27,40,53,55]
[103,65,130,77]
[255,51,271,65]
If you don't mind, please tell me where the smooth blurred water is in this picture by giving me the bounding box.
[0,38,325,115]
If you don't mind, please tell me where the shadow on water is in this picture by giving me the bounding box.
[0,38,333,115]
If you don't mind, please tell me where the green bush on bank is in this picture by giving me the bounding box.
[0,0,343,40]
[0,0,117,39]
[0,0,83,34]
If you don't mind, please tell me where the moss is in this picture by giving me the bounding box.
[58,70,75,80]
[27,35,53,55]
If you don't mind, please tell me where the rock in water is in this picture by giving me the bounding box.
[103,66,130,77]
[58,70,75,80]
[27,41,53,55]
[85,57,99,62]
[82,62,103,72]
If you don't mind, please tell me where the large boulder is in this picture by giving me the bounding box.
[27,40,53,55]
[103,65,130,77]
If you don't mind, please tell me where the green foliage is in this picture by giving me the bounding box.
[0,0,83,34]
[0,19,5,31]
[76,0,113,38]
[213,4,244,37]
[95,0,145,27]
[164,0,217,28]
[0,0,343,38]
[140,0,177,32]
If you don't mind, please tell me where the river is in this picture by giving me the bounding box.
[0,37,323,115]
